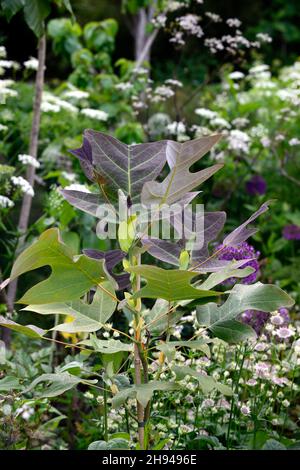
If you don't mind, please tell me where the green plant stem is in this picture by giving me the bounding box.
[226,344,247,449]
[129,251,146,449]
[103,385,108,442]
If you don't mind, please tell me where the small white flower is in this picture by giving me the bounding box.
[289,138,300,146]
[202,399,214,409]
[261,136,271,148]
[276,327,294,339]
[210,117,231,129]
[41,101,60,113]
[240,404,250,416]
[0,46,6,59]
[0,195,14,208]
[229,71,245,80]
[195,108,218,119]
[11,176,34,196]
[256,33,272,43]
[226,18,242,28]
[18,154,40,168]
[63,89,89,100]
[115,82,133,91]
[246,378,257,387]
[271,315,284,326]
[23,57,39,71]
[0,124,8,132]
[81,108,109,121]
[227,129,250,153]
[64,183,91,193]
[232,117,249,128]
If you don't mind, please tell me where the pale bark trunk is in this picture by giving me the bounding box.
[3,35,46,346]
[133,4,158,67]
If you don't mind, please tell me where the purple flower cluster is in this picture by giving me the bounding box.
[217,242,260,284]
[246,175,267,196]
[240,310,270,335]
[282,224,300,240]
[240,307,290,336]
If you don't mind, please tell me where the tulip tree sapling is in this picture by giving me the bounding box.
[0,131,294,450]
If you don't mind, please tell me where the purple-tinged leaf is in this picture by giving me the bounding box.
[70,137,94,181]
[71,130,169,201]
[142,135,223,206]
[141,237,182,266]
[172,210,226,261]
[192,258,252,273]
[83,249,130,290]
[59,189,103,217]
[223,201,271,247]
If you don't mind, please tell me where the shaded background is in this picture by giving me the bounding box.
[1,0,300,81]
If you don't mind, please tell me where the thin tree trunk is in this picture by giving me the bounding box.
[3,35,46,346]
[133,4,158,67]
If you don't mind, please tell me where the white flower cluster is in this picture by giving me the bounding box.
[0,59,19,71]
[0,195,14,208]
[64,183,91,193]
[152,13,167,28]
[0,46,6,58]
[227,129,250,153]
[0,78,18,103]
[115,82,133,92]
[167,121,189,141]
[42,92,78,114]
[177,14,204,38]
[63,89,89,100]
[256,32,272,44]
[226,18,242,28]
[18,154,40,168]
[205,12,222,23]
[195,107,217,119]
[81,108,109,121]
[153,85,175,102]
[229,71,245,80]
[16,403,34,421]
[23,57,39,71]
[11,176,34,196]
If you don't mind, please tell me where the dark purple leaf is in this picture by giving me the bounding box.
[83,249,130,290]
[59,189,103,217]
[223,201,271,247]
[70,130,169,201]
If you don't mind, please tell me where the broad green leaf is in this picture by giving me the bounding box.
[128,265,220,302]
[22,282,117,333]
[1,0,24,21]
[23,372,97,398]
[199,266,254,290]
[0,315,46,338]
[197,282,294,333]
[0,375,22,392]
[23,0,51,37]
[173,366,232,396]
[210,320,257,343]
[79,337,133,354]
[9,228,113,304]
[142,135,222,205]
[262,439,286,450]
[88,438,129,450]
[112,381,180,409]
[143,299,183,335]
